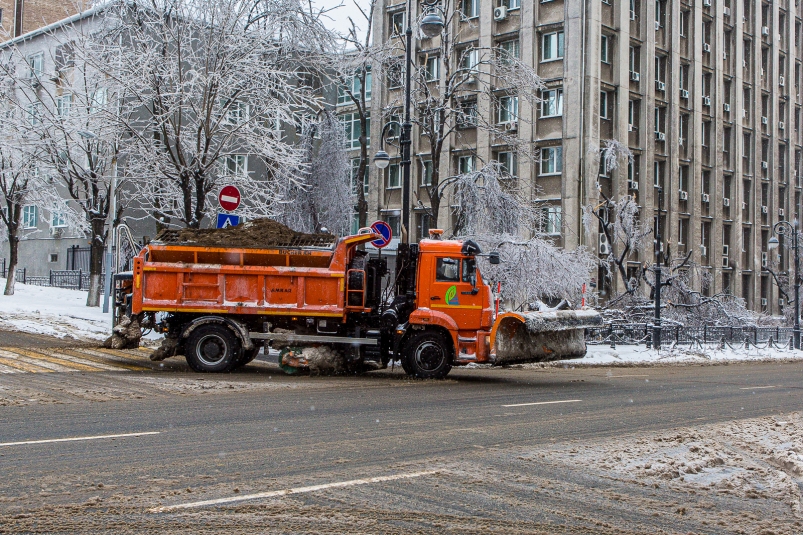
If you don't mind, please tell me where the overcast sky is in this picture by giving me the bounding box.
[314,0,371,38]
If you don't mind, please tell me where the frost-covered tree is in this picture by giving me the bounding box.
[0,144,37,296]
[0,19,125,306]
[100,0,331,229]
[445,162,595,309]
[278,111,353,235]
[384,0,543,228]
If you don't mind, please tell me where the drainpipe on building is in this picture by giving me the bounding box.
[577,0,588,248]
[14,0,24,37]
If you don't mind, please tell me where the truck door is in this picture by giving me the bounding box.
[428,256,483,330]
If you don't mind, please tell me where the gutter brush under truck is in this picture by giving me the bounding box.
[114,224,601,378]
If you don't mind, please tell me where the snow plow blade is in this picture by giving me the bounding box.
[490,309,602,365]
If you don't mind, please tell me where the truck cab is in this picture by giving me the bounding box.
[391,238,495,378]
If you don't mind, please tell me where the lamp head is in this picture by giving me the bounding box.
[769,236,780,250]
[373,150,390,169]
[420,11,445,38]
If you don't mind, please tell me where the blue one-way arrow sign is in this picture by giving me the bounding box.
[217,213,242,228]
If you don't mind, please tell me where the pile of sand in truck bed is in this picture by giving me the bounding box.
[153,219,336,249]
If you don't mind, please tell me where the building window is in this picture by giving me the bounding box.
[628,99,639,129]
[51,211,67,228]
[223,100,249,125]
[542,32,564,62]
[387,163,401,189]
[416,212,431,241]
[541,88,563,117]
[390,11,405,35]
[22,205,37,229]
[337,68,371,105]
[350,158,368,195]
[27,52,44,79]
[600,35,610,63]
[386,59,404,89]
[497,151,518,178]
[224,155,247,176]
[498,39,520,63]
[421,159,433,186]
[49,253,59,263]
[341,112,370,149]
[701,121,710,147]
[541,205,562,234]
[679,10,688,37]
[506,0,521,8]
[540,147,563,175]
[654,0,663,27]
[498,95,519,123]
[459,48,480,74]
[26,102,42,126]
[424,55,440,81]
[462,0,480,19]
[56,94,72,118]
[600,91,609,119]
[458,155,474,174]
[457,100,478,127]
[383,210,401,236]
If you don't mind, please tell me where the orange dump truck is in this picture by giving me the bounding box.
[117,224,600,378]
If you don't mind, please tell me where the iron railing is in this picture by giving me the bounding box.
[587,323,795,347]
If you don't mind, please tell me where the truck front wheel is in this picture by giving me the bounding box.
[185,324,240,373]
[403,331,452,379]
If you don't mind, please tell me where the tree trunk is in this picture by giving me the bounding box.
[86,218,106,307]
[357,114,370,229]
[3,235,19,296]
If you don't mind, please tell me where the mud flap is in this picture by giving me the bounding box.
[490,309,602,365]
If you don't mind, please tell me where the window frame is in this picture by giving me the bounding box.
[22,205,37,229]
[540,146,563,176]
[600,35,610,63]
[541,31,565,62]
[387,162,401,189]
[498,95,519,124]
[541,88,564,118]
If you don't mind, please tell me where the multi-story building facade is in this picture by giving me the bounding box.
[368,0,803,314]
[0,0,84,40]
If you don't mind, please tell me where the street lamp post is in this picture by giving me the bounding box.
[373,1,444,243]
[768,218,800,349]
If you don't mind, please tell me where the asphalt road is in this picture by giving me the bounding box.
[0,348,801,534]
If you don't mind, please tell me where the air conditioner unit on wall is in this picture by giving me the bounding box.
[703,0,711,5]
[628,180,639,190]
[655,131,666,141]
[762,116,769,125]
[780,76,785,86]
[656,80,666,91]
[703,96,711,107]
[702,193,710,203]
[679,190,689,200]
[599,233,611,255]
[703,43,711,53]
[655,21,661,31]
[723,197,731,207]
[762,252,768,267]
[630,71,641,82]
[761,161,769,169]
[630,10,637,20]
[761,205,769,213]
[779,121,785,130]
[724,6,731,16]
[724,103,731,112]
[779,208,785,217]
[701,245,708,257]
[761,297,768,306]
[680,88,689,99]
[493,6,507,21]
[504,121,518,132]
[779,299,785,306]
[762,26,770,37]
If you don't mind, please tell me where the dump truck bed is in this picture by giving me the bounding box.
[131,234,374,318]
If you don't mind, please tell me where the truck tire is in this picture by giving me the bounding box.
[184,324,240,373]
[402,331,452,379]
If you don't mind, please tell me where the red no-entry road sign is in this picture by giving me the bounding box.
[219,185,241,211]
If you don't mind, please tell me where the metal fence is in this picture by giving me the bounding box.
[587,323,795,347]
[22,270,97,290]
[66,245,91,272]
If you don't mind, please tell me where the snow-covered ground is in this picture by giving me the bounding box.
[575,343,803,366]
[0,279,113,341]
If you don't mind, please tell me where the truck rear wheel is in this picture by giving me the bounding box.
[402,331,452,379]
[185,324,240,373]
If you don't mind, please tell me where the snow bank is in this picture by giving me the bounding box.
[0,279,112,341]
[574,343,803,366]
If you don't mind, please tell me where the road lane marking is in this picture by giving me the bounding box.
[0,431,160,447]
[607,374,650,378]
[740,386,776,390]
[502,399,582,408]
[150,470,440,512]
[61,348,151,372]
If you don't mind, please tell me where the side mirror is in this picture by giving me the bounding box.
[489,252,501,265]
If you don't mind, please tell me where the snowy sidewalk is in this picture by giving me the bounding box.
[577,343,803,366]
[0,279,112,341]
